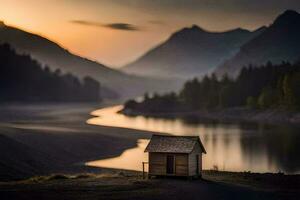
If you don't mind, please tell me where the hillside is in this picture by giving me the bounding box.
[0,134,57,181]
[215,10,300,77]
[0,23,179,99]
[0,44,101,102]
[122,25,265,79]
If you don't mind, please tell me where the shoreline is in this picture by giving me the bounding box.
[120,107,300,125]
[1,103,300,199]
[0,103,152,181]
[1,103,299,180]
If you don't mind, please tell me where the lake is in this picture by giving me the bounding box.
[86,105,300,174]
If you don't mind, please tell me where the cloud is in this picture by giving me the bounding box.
[104,23,140,31]
[70,20,140,31]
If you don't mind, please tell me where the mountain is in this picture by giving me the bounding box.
[0,44,101,102]
[0,23,179,99]
[215,10,300,77]
[122,25,265,79]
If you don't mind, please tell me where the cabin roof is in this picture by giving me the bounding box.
[145,134,206,154]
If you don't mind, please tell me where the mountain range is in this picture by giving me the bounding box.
[122,10,300,80]
[215,10,300,77]
[122,25,265,79]
[0,23,180,99]
[1,9,299,99]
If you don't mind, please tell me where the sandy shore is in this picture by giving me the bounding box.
[0,103,154,180]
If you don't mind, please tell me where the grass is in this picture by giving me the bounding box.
[203,170,300,190]
[20,173,95,184]
[4,170,300,188]
[16,171,143,184]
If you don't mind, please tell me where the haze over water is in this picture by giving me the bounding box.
[87,105,300,174]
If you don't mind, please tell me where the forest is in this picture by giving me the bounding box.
[0,44,101,102]
[124,62,300,113]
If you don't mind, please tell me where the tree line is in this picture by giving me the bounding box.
[0,44,101,102]
[124,62,300,113]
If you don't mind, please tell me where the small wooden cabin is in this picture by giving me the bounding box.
[145,134,206,178]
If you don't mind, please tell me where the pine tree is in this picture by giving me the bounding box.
[283,74,296,108]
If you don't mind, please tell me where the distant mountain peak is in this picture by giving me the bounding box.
[254,26,267,32]
[178,25,254,37]
[226,27,251,34]
[234,27,245,31]
[190,24,203,30]
[281,9,299,17]
[123,22,260,79]
[215,9,300,77]
[274,9,300,26]
[179,24,207,33]
[168,25,208,41]
[0,21,5,27]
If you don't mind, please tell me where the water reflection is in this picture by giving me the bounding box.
[87,105,300,174]
[87,139,149,171]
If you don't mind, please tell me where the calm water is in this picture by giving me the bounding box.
[86,105,300,174]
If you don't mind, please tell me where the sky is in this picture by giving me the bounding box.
[0,0,299,68]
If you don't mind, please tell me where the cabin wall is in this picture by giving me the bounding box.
[149,153,166,175]
[188,143,202,176]
[148,153,188,176]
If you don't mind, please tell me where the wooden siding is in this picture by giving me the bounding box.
[149,153,166,175]
[149,153,188,176]
[175,154,188,176]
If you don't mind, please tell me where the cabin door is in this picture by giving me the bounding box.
[166,155,175,174]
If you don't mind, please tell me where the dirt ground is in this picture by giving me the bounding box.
[0,171,299,200]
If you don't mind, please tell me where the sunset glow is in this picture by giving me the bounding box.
[1,1,300,198]
[0,0,299,67]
